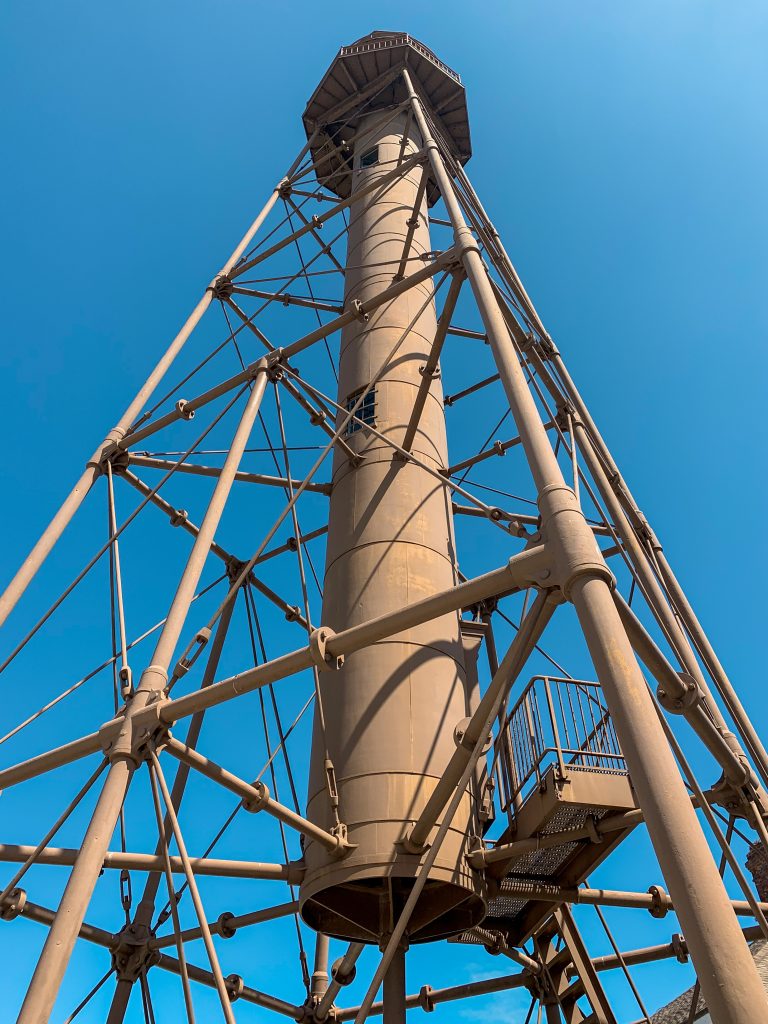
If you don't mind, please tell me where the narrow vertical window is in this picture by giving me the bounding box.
[345,387,376,435]
[359,146,379,169]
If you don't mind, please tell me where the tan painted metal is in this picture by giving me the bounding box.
[300,108,486,942]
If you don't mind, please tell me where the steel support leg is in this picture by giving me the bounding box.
[459,170,768,788]
[17,759,132,1023]
[402,66,768,1024]
[106,595,238,1024]
[382,947,406,1024]
[19,366,269,1021]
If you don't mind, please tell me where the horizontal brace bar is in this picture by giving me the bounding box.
[494,879,768,918]
[451,502,531,536]
[279,249,455,362]
[164,736,346,853]
[336,968,529,1020]
[587,924,763,974]
[0,549,551,787]
[0,732,101,790]
[149,900,298,950]
[468,926,541,972]
[119,363,267,450]
[0,844,305,883]
[445,420,555,476]
[452,502,611,537]
[3,891,115,949]
[446,326,487,341]
[120,467,234,563]
[155,951,303,1018]
[287,188,337,202]
[127,455,331,494]
[156,547,549,726]
[445,437,525,476]
[255,525,329,565]
[444,372,500,407]
[230,287,343,314]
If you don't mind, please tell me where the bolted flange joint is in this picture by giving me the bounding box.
[708,774,753,815]
[537,483,613,600]
[217,911,238,939]
[242,780,271,814]
[331,955,357,988]
[111,921,160,983]
[225,973,244,1002]
[452,224,481,263]
[225,556,248,584]
[0,887,26,921]
[584,814,603,845]
[657,671,701,714]
[647,884,670,919]
[717,730,755,791]
[672,932,689,963]
[309,627,344,672]
[99,693,171,768]
[418,985,436,1012]
[176,398,195,421]
[299,1002,322,1024]
[348,298,369,323]
[400,830,430,856]
[418,363,441,380]
[264,349,284,374]
[101,446,131,477]
[328,821,354,859]
[453,717,492,753]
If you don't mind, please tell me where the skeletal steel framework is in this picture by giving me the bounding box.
[2,30,768,1024]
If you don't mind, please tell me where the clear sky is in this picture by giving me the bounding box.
[1,2,767,1022]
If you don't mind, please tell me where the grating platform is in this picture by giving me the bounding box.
[449,675,639,945]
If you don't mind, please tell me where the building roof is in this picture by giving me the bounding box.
[302,31,470,203]
[651,941,768,1022]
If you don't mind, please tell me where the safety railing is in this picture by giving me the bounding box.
[338,35,462,85]
[498,676,626,812]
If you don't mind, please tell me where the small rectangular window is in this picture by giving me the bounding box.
[359,146,379,169]
[345,387,376,435]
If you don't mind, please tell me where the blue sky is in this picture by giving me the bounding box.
[1,2,767,1021]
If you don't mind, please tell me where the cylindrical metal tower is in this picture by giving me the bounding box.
[299,103,485,941]
[6,29,768,1024]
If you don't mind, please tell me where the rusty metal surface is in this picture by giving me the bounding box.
[299,104,485,943]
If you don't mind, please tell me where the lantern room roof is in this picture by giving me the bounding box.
[302,32,471,201]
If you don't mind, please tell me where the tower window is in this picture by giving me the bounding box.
[359,146,379,169]
[345,387,376,435]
